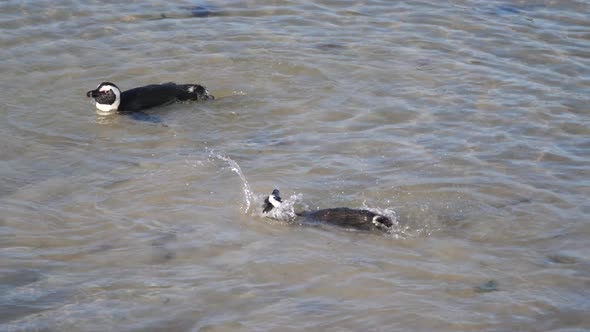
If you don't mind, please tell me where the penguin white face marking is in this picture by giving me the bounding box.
[268,195,281,208]
[94,84,121,114]
[263,189,282,214]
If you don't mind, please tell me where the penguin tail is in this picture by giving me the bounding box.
[372,215,393,231]
[179,84,215,101]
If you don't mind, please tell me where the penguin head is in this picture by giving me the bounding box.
[263,189,282,214]
[86,82,121,114]
[372,215,393,230]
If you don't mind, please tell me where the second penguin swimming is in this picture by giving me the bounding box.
[262,189,393,232]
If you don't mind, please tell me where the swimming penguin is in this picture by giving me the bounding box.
[262,189,393,232]
[86,82,214,115]
[263,189,282,213]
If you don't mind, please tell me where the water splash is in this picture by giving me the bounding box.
[204,151,414,238]
[259,192,305,222]
[360,201,411,238]
[207,150,306,221]
[212,153,254,213]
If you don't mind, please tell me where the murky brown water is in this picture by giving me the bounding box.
[2,0,590,331]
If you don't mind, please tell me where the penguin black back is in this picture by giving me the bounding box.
[298,208,393,232]
[119,83,213,112]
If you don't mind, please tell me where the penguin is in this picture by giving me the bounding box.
[263,189,282,213]
[262,189,393,232]
[86,82,214,115]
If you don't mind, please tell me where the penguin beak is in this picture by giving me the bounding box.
[86,89,98,98]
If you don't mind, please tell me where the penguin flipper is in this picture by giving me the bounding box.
[128,111,162,123]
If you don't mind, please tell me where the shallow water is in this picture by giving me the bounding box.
[1,0,589,331]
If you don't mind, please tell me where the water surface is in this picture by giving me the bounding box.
[1,0,589,331]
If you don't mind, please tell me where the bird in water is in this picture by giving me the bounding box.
[86,82,214,115]
[262,189,393,232]
[263,189,282,213]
